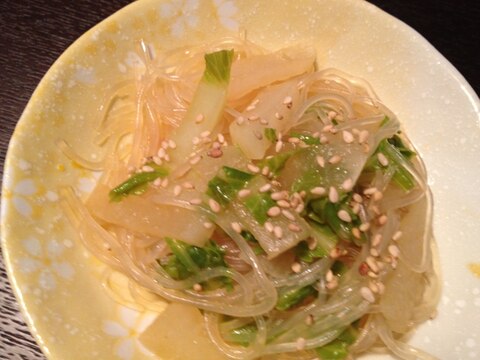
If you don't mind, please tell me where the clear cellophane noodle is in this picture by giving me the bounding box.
[60,36,440,360]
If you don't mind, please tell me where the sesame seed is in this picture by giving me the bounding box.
[351,194,362,204]
[311,186,326,195]
[368,270,378,278]
[203,222,213,229]
[322,124,333,133]
[189,156,201,165]
[328,187,339,203]
[142,165,155,172]
[267,206,281,217]
[373,191,383,201]
[152,156,163,166]
[275,140,283,152]
[295,203,305,213]
[259,183,272,193]
[264,221,274,233]
[329,247,341,259]
[370,248,379,257]
[341,178,353,191]
[190,198,202,205]
[326,277,338,290]
[369,280,379,293]
[200,130,211,138]
[366,256,379,272]
[372,233,382,247]
[307,237,317,250]
[193,283,203,291]
[320,135,329,144]
[192,137,200,145]
[288,223,301,232]
[316,155,325,168]
[271,191,288,201]
[359,223,370,232]
[273,226,283,239]
[236,116,245,125]
[337,210,352,222]
[297,80,305,90]
[377,282,385,294]
[328,111,337,120]
[288,137,300,144]
[326,269,334,282]
[291,262,302,273]
[161,178,169,188]
[248,114,259,121]
[282,209,295,221]
[392,230,403,241]
[161,141,169,149]
[352,227,361,239]
[157,148,166,158]
[275,112,284,120]
[363,187,377,195]
[296,337,306,351]
[247,164,260,173]
[164,154,170,162]
[246,104,256,111]
[238,189,251,198]
[195,114,204,123]
[207,148,223,158]
[358,130,369,144]
[283,96,293,105]
[352,202,361,214]
[277,200,290,208]
[377,152,389,167]
[231,222,242,233]
[378,214,388,225]
[305,314,314,326]
[342,130,354,144]
[370,204,381,215]
[153,178,162,186]
[388,244,400,258]
[328,155,342,164]
[168,139,177,149]
[173,185,182,196]
[360,286,375,303]
[260,118,269,125]
[209,199,221,213]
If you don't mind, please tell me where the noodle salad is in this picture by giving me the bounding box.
[61,38,440,360]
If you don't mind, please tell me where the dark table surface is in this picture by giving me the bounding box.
[0,0,478,358]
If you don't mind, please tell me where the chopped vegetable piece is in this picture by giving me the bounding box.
[207,166,254,205]
[276,285,317,311]
[259,152,293,174]
[289,131,321,145]
[244,193,276,225]
[315,326,358,360]
[224,323,258,346]
[264,128,277,143]
[296,222,338,262]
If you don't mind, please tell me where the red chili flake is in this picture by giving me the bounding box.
[358,262,369,276]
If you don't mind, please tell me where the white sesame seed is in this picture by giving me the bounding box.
[311,186,326,195]
[328,111,337,120]
[372,233,382,247]
[373,191,383,201]
[216,133,225,143]
[168,139,177,149]
[182,182,194,189]
[342,130,354,144]
[282,209,295,221]
[208,148,223,158]
[231,222,242,233]
[358,130,369,144]
[337,210,352,222]
[260,118,269,125]
[297,80,305,90]
[153,178,162,186]
[275,140,283,153]
[247,164,260,173]
[360,286,375,303]
[295,203,305,213]
[283,96,293,105]
[388,244,400,258]
[203,222,213,229]
[157,148,166,158]
[271,191,288,201]
[353,193,363,203]
[128,166,136,173]
[189,156,201,165]
[161,140,169,149]
[320,135,329,144]
[377,282,385,294]
[192,137,200,145]
[200,130,211,138]
[288,137,300,144]
[161,178,169,188]
[322,124,333,133]
[190,198,202,205]
[392,230,403,241]
[277,200,291,208]
[267,206,281,217]
[378,214,388,225]
[363,187,377,195]
[275,112,283,120]
[305,314,314,326]
[259,183,272,193]
[352,227,361,239]
[273,226,283,239]
[264,221,274,233]
[370,248,379,257]
[238,189,251,198]
[164,154,170,162]
[152,156,162,166]
[352,202,360,214]
[288,223,301,232]
[296,337,306,351]
[316,155,325,168]
[367,270,378,278]
[329,247,341,259]
[209,199,221,213]
[328,155,342,164]
[193,283,203,291]
[359,223,370,232]
[307,237,317,250]
[142,165,155,172]
[246,104,256,111]
[326,270,334,282]
[366,256,379,272]
[341,178,353,191]
[329,187,339,203]
[369,280,379,293]
[173,185,182,196]
[248,114,259,121]
[236,116,245,125]
[377,152,389,167]
[195,114,204,123]
[326,277,338,290]
[291,262,302,273]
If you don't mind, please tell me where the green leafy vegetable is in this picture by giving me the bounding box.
[207,166,254,205]
[295,222,338,262]
[289,131,321,145]
[224,323,258,346]
[315,326,358,360]
[109,164,168,202]
[244,193,276,225]
[259,152,293,174]
[276,285,317,311]
[202,49,234,85]
[242,231,265,255]
[264,128,277,143]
